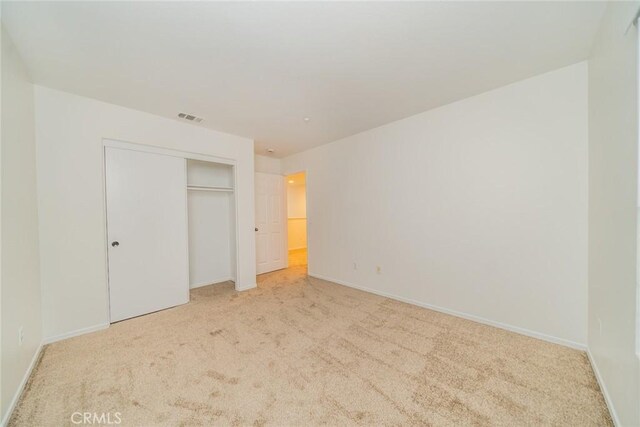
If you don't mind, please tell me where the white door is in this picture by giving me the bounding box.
[105,147,189,322]
[255,172,286,274]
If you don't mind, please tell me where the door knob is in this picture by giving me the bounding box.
[111,241,120,247]
[255,228,259,232]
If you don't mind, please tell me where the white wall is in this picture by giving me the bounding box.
[588,2,640,425]
[34,86,256,342]
[283,62,588,347]
[1,27,42,421]
[255,154,281,174]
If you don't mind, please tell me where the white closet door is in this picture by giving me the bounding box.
[106,147,189,322]
[255,172,286,274]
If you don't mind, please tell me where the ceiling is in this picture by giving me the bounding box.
[2,1,605,158]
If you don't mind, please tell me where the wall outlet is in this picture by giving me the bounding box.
[18,327,24,346]
[376,266,381,274]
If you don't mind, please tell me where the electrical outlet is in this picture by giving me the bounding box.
[376,266,381,274]
[18,327,24,346]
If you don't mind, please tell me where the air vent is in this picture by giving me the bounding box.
[177,112,204,123]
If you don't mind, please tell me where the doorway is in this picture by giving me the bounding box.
[286,172,307,267]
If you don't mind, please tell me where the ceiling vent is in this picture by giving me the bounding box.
[177,112,204,123]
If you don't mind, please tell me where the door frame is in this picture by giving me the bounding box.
[101,138,240,324]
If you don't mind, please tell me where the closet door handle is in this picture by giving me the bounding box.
[255,228,259,232]
[111,241,120,247]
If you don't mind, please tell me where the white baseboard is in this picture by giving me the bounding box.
[308,272,586,351]
[587,350,620,426]
[42,322,109,345]
[235,283,257,292]
[190,277,234,289]
[0,344,43,427]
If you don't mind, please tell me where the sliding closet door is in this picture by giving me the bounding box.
[105,147,189,322]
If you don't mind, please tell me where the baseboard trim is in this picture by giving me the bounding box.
[308,272,586,351]
[235,283,257,292]
[587,350,620,426]
[190,277,234,289]
[42,323,110,345]
[0,343,43,427]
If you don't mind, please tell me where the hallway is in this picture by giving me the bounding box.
[288,248,307,267]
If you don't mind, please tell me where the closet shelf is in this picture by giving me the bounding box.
[187,185,234,192]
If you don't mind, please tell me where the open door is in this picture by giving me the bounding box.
[255,172,287,274]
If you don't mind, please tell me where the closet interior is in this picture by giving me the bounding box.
[186,159,237,288]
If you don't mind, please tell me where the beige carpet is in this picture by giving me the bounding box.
[10,266,611,426]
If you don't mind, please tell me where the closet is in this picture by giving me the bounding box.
[105,142,237,322]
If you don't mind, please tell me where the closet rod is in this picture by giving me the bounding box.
[187,185,233,192]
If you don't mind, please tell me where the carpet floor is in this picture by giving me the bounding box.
[10,266,611,426]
